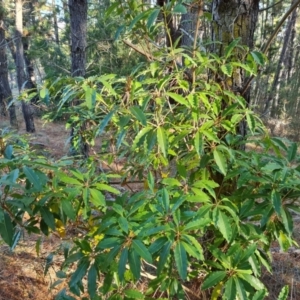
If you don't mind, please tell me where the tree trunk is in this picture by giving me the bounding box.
[68,0,88,157]
[69,0,87,77]
[0,1,17,126]
[263,0,298,118]
[15,0,35,132]
[52,0,60,45]
[211,0,259,138]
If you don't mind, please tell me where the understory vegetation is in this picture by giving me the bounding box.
[1,1,300,300]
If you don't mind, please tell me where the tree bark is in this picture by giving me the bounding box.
[211,0,259,138]
[0,1,17,126]
[69,0,87,77]
[15,0,35,133]
[68,0,88,157]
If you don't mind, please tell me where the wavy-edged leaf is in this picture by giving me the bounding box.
[130,106,147,126]
[87,264,97,298]
[132,239,152,263]
[224,277,236,300]
[271,189,281,216]
[61,199,76,221]
[97,107,116,136]
[124,289,144,299]
[234,277,247,300]
[250,51,266,66]
[95,183,121,195]
[221,64,233,76]
[40,207,55,230]
[288,142,297,162]
[157,241,172,275]
[90,188,106,207]
[182,234,204,260]
[202,271,227,290]
[213,149,227,175]
[118,247,128,281]
[23,166,42,190]
[278,285,289,300]
[148,237,168,254]
[157,127,168,157]
[252,289,268,300]
[174,241,187,280]
[237,273,265,290]
[147,8,160,28]
[225,38,241,58]
[215,209,232,242]
[128,249,141,280]
[132,126,152,150]
[166,92,189,107]
[70,257,90,287]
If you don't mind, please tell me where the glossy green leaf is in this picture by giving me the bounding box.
[132,239,152,263]
[166,92,189,106]
[234,277,247,300]
[97,107,116,136]
[132,126,152,150]
[147,8,160,28]
[173,3,187,13]
[128,249,141,280]
[252,289,267,300]
[70,257,90,287]
[201,271,227,290]
[87,264,97,298]
[118,247,128,281]
[90,188,106,207]
[250,51,266,65]
[225,38,241,58]
[85,87,96,110]
[130,106,147,126]
[23,166,42,190]
[278,285,289,300]
[224,277,236,300]
[157,127,168,157]
[174,242,187,280]
[157,241,172,275]
[95,183,121,195]
[124,289,144,299]
[237,273,264,290]
[221,64,233,76]
[215,209,232,242]
[213,149,227,175]
[287,142,297,162]
[61,199,76,220]
[148,237,168,254]
[271,189,281,216]
[40,207,56,230]
[0,212,14,247]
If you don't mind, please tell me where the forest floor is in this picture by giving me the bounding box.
[1,115,300,299]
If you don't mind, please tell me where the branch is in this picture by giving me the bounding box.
[241,0,300,96]
[122,39,155,61]
[259,0,285,12]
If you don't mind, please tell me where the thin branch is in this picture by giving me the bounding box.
[122,39,155,61]
[241,0,300,96]
[259,0,285,12]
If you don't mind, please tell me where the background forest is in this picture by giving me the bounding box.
[1,0,300,300]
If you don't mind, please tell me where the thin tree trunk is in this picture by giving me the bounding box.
[0,1,17,126]
[52,0,60,45]
[69,0,87,77]
[15,0,35,133]
[68,0,88,157]
[263,0,298,118]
